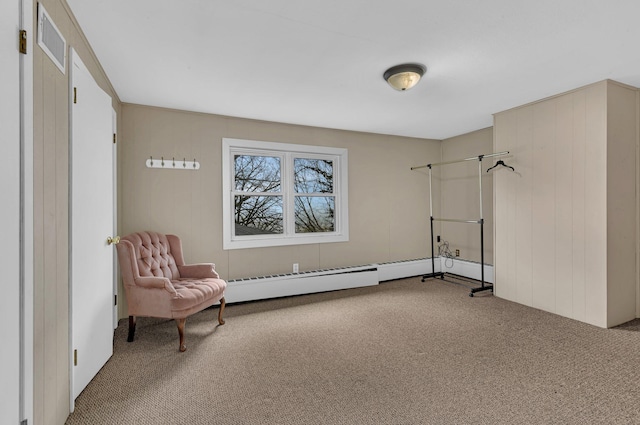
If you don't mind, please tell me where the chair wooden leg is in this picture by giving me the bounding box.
[218,297,226,325]
[127,316,136,342]
[176,318,187,352]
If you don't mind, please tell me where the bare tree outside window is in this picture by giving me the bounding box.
[293,158,333,193]
[234,155,283,235]
[294,158,335,233]
[294,196,335,233]
[233,155,336,235]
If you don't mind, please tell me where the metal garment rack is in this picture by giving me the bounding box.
[411,151,509,297]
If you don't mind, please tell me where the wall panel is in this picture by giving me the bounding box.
[513,107,533,306]
[494,80,637,328]
[493,114,509,298]
[582,83,607,326]
[606,83,637,326]
[571,90,587,323]
[530,100,557,313]
[554,93,574,317]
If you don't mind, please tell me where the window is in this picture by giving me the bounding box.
[223,138,348,249]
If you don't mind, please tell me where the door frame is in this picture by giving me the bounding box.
[20,0,34,423]
[112,107,118,329]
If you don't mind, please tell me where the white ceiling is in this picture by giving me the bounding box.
[66,0,640,140]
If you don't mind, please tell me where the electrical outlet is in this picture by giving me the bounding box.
[455,249,460,257]
[293,263,299,273]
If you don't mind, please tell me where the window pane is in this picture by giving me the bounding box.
[295,196,335,233]
[294,158,333,193]
[234,155,281,192]
[234,195,283,235]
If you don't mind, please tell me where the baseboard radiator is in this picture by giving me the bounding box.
[375,258,433,282]
[225,265,379,304]
[224,258,493,304]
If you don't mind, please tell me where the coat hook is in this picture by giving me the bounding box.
[193,159,196,168]
[161,156,164,167]
[183,158,186,168]
[172,157,175,167]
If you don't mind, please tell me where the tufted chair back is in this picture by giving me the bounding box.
[128,232,179,279]
[121,231,181,282]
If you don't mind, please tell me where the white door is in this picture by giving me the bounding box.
[70,48,115,401]
[1,1,22,423]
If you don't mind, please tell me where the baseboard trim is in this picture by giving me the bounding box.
[224,257,494,304]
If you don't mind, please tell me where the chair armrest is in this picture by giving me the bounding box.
[135,277,182,297]
[178,263,220,279]
[116,239,140,286]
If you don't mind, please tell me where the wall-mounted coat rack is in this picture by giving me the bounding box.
[146,156,200,170]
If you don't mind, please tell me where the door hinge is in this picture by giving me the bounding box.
[73,87,77,104]
[74,349,78,366]
[19,30,27,54]
[114,294,117,306]
[113,133,117,144]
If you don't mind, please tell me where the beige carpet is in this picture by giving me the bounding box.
[66,277,640,425]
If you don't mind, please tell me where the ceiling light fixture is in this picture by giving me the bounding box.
[383,63,426,91]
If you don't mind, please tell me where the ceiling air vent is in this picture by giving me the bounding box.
[37,3,66,74]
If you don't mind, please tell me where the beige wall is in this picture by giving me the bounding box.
[32,1,121,423]
[440,127,494,264]
[494,80,638,328]
[119,104,441,314]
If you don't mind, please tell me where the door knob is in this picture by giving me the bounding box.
[107,236,120,245]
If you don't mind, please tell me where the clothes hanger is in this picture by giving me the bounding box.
[486,160,515,172]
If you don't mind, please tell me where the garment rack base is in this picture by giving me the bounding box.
[468,283,493,297]
[422,271,493,297]
[421,272,444,282]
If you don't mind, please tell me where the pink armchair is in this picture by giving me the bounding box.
[116,231,227,352]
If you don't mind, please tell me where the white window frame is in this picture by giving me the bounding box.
[222,138,349,250]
